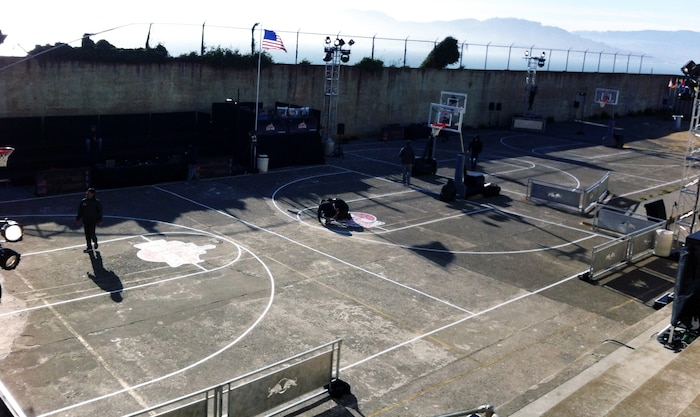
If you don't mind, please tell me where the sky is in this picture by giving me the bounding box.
[0,0,694,59]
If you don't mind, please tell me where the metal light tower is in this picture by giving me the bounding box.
[524,50,546,112]
[321,36,353,156]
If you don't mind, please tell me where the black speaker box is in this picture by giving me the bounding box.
[464,172,485,188]
[644,199,667,221]
[672,231,700,329]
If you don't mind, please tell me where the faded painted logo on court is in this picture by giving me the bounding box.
[349,212,384,228]
[134,239,215,267]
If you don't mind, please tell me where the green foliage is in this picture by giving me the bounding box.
[176,46,269,68]
[355,57,384,73]
[30,37,171,64]
[420,36,460,69]
[298,58,312,65]
[28,36,273,68]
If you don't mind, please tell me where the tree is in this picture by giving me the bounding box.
[420,36,460,69]
[355,57,384,73]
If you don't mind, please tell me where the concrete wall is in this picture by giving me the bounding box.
[0,57,673,138]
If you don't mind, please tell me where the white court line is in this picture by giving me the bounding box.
[2,222,243,317]
[613,171,681,186]
[155,186,476,316]
[0,214,273,417]
[267,170,606,253]
[33,223,276,417]
[617,178,683,199]
[154,184,602,398]
[0,380,28,417]
[342,272,583,372]
[22,162,600,414]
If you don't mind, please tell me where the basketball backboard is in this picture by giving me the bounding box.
[439,91,468,110]
[428,103,464,133]
[428,91,467,134]
[594,88,619,106]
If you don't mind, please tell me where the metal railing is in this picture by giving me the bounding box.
[123,340,342,417]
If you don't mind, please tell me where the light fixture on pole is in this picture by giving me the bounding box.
[321,36,354,157]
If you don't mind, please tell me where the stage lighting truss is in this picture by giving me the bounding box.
[0,245,20,270]
[1,218,23,242]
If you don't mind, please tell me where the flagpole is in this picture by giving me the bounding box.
[255,26,262,132]
[253,26,263,173]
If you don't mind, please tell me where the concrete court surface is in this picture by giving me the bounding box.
[0,116,689,417]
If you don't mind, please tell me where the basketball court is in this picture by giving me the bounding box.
[0,115,687,416]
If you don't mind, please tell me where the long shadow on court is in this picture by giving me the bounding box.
[409,241,456,267]
[88,250,124,302]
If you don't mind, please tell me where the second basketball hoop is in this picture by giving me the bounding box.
[0,147,15,168]
[594,88,619,108]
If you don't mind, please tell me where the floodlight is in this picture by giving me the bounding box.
[1,218,23,242]
[681,60,696,75]
[0,245,20,270]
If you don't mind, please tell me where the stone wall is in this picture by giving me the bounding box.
[0,57,674,138]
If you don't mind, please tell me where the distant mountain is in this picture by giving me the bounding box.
[574,30,700,75]
[342,12,616,50]
[338,11,693,75]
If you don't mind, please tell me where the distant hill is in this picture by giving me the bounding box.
[574,30,700,75]
[338,11,693,75]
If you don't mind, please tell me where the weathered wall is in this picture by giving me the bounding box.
[0,57,672,138]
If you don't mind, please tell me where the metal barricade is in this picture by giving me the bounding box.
[123,340,342,417]
[588,207,667,280]
[527,171,609,215]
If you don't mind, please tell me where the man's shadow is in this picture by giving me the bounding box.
[88,251,124,302]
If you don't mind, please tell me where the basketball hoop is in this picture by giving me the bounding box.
[599,99,608,108]
[430,123,446,138]
[0,147,14,168]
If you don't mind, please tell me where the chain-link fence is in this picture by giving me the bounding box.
[95,23,657,74]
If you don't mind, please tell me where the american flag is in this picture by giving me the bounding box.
[262,30,287,52]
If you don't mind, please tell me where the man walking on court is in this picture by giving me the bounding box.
[399,140,415,185]
[468,135,483,170]
[76,187,103,253]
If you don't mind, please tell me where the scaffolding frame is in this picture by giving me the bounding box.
[673,94,700,244]
[322,54,340,146]
[321,37,352,155]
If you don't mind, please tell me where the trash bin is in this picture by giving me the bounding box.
[324,139,335,156]
[654,229,673,257]
[673,115,684,131]
[257,154,269,173]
